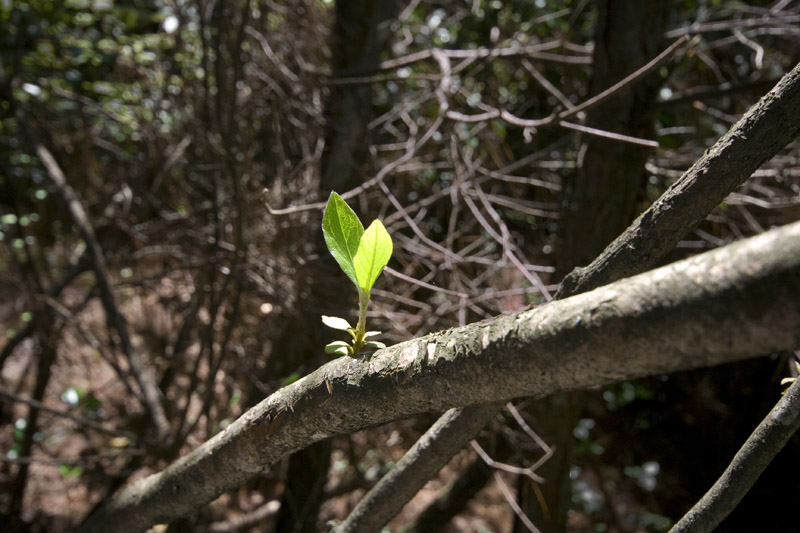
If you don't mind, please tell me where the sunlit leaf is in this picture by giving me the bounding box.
[325,341,352,356]
[363,340,386,351]
[364,331,382,338]
[353,219,393,292]
[322,315,352,331]
[322,192,364,287]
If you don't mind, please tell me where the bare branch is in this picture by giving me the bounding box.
[670,378,800,533]
[333,401,505,533]
[495,472,542,533]
[665,14,800,38]
[471,441,545,484]
[558,35,693,120]
[557,120,660,147]
[81,220,800,532]
[334,60,800,532]
[326,40,590,79]
[263,115,445,216]
[444,35,693,147]
[0,388,137,440]
[12,103,171,442]
[558,59,800,296]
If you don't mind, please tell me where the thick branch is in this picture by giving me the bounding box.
[338,59,800,532]
[558,59,800,296]
[669,378,800,533]
[80,220,800,532]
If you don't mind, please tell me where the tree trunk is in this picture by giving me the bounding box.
[322,0,395,192]
[516,2,672,532]
[273,1,395,530]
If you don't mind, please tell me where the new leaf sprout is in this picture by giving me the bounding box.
[321,192,392,355]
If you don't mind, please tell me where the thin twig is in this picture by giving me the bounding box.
[0,389,136,440]
[494,472,542,533]
[557,120,660,147]
[383,266,467,298]
[264,115,445,216]
[670,378,800,533]
[13,102,171,441]
[471,441,546,484]
[559,35,693,119]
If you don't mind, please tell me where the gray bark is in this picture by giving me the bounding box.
[273,2,396,529]
[669,378,800,533]
[558,60,800,296]
[337,59,800,533]
[80,220,800,533]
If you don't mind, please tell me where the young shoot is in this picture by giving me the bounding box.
[321,192,393,356]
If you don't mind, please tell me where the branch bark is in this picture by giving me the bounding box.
[80,220,800,533]
[334,400,505,533]
[274,2,396,529]
[337,59,800,533]
[529,3,673,529]
[669,377,800,533]
[558,59,800,296]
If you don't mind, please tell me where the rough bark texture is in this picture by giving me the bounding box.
[554,57,800,528]
[80,220,800,533]
[669,378,800,533]
[325,58,800,532]
[558,59,800,297]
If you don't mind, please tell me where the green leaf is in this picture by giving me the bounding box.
[58,464,83,478]
[353,219,393,292]
[363,340,386,350]
[282,372,301,385]
[322,315,352,331]
[325,341,352,356]
[322,192,364,286]
[364,331,382,338]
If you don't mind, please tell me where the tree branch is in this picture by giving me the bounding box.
[336,59,800,533]
[333,400,505,533]
[558,59,800,296]
[80,220,800,533]
[669,377,800,533]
